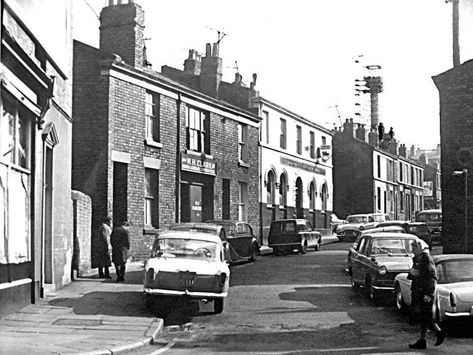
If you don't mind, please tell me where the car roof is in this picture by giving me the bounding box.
[362,226,404,234]
[170,222,221,231]
[205,220,241,225]
[271,219,308,223]
[361,232,419,239]
[433,254,473,263]
[157,230,222,243]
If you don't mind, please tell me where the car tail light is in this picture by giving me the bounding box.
[450,293,457,307]
[147,268,155,281]
[219,273,227,285]
[377,266,387,275]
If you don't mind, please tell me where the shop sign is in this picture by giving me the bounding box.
[280,157,325,175]
[319,145,332,162]
[181,152,216,176]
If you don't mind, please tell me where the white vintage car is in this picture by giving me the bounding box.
[394,254,473,322]
[144,230,230,314]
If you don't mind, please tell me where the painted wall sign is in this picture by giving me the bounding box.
[181,152,216,176]
[280,157,325,175]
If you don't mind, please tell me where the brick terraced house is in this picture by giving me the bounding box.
[72,1,260,258]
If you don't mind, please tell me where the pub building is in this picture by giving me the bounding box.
[73,1,261,258]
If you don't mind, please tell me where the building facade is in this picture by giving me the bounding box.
[433,60,473,253]
[1,0,73,317]
[73,2,260,258]
[253,98,333,242]
[333,119,424,220]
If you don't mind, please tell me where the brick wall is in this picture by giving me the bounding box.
[71,190,92,277]
[433,64,473,253]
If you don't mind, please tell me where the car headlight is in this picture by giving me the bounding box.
[377,266,388,275]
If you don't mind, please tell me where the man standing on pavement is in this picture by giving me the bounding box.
[408,240,445,349]
[92,216,113,279]
[111,221,130,282]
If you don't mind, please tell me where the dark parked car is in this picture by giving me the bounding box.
[375,220,432,247]
[349,232,419,303]
[268,219,321,255]
[415,209,442,245]
[205,220,259,263]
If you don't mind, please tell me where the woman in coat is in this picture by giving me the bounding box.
[111,221,130,282]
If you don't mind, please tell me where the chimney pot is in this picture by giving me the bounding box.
[205,43,212,57]
[212,43,219,57]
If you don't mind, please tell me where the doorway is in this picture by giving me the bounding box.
[295,177,303,218]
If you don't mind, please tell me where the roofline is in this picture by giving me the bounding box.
[253,95,333,135]
[96,54,261,123]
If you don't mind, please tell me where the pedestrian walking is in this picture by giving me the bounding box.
[92,216,112,278]
[408,239,445,349]
[111,221,130,282]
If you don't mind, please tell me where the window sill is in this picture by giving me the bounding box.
[266,204,275,208]
[185,150,213,160]
[143,226,159,235]
[238,160,250,168]
[145,139,163,148]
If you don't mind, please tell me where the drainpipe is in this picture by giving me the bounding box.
[175,94,181,223]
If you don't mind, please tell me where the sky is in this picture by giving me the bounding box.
[73,0,462,150]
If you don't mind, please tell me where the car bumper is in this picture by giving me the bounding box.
[144,288,227,299]
[444,306,473,318]
[371,285,394,291]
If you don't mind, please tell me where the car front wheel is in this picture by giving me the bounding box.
[214,299,224,314]
[249,244,258,262]
[395,284,408,313]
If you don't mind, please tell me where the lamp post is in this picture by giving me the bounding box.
[453,168,468,252]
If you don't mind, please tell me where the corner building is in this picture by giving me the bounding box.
[73,2,260,258]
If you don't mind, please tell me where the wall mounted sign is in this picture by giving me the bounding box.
[319,145,332,162]
[280,157,325,175]
[181,152,216,176]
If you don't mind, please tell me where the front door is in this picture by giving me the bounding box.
[190,184,202,222]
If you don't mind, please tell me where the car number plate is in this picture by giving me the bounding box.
[179,272,196,286]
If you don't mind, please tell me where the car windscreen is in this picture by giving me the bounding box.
[347,216,368,223]
[437,259,473,284]
[151,238,219,261]
[170,226,217,234]
[407,225,429,235]
[416,213,442,222]
[372,215,386,222]
[370,238,413,255]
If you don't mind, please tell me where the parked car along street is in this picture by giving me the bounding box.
[330,213,347,233]
[268,219,321,255]
[415,209,442,245]
[395,254,473,323]
[143,230,230,314]
[337,213,390,242]
[205,220,259,263]
[349,232,419,304]
[375,220,432,248]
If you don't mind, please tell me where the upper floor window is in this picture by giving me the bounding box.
[263,110,270,144]
[1,93,32,170]
[377,155,381,178]
[186,107,210,154]
[238,124,248,162]
[310,131,315,159]
[145,92,160,142]
[296,125,302,154]
[321,136,327,145]
[280,118,287,149]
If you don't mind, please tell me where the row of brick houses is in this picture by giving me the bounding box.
[2,0,435,317]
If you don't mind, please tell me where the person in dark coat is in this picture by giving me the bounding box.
[111,221,130,282]
[409,240,445,349]
[92,216,112,278]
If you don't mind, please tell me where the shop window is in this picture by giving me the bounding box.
[309,181,316,210]
[145,92,160,143]
[238,182,248,221]
[238,124,248,162]
[266,170,276,205]
[186,107,209,154]
[144,168,159,228]
[1,95,32,169]
[321,183,328,211]
[280,118,286,149]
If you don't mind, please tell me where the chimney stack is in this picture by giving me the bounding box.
[364,76,383,131]
[368,128,378,146]
[184,49,201,75]
[343,118,355,138]
[388,139,398,155]
[355,124,367,142]
[233,72,243,86]
[100,1,145,68]
[200,42,223,97]
[399,144,407,158]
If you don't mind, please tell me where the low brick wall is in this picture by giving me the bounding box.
[72,190,92,277]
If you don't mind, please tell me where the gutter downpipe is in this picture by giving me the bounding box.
[175,93,181,223]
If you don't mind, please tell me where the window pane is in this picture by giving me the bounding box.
[1,100,15,163]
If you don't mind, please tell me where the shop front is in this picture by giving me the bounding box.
[180,153,216,222]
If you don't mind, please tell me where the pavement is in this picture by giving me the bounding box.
[0,262,163,355]
[0,235,339,355]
